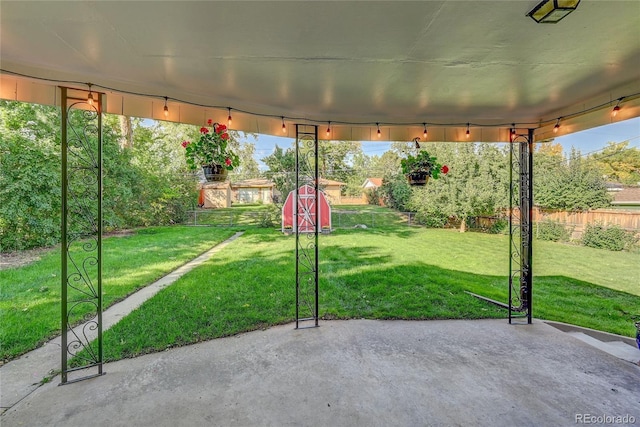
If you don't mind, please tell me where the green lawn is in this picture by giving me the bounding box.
[0,226,236,361]
[91,226,639,362]
[4,211,639,364]
[187,204,275,227]
[332,204,413,228]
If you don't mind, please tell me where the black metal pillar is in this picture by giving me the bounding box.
[294,124,319,328]
[60,87,104,383]
[509,129,533,324]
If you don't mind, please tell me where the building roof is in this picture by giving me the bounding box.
[362,178,383,188]
[319,178,346,187]
[611,187,640,205]
[231,178,275,189]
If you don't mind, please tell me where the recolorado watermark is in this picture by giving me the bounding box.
[575,413,636,424]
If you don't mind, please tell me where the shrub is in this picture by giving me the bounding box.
[488,218,509,235]
[257,204,281,228]
[365,188,382,206]
[582,223,638,251]
[536,220,572,242]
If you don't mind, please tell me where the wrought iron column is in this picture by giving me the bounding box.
[60,87,104,383]
[508,129,533,324]
[295,124,319,328]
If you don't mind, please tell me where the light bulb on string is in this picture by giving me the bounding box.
[163,97,169,117]
[326,121,331,137]
[466,123,470,139]
[553,119,560,133]
[376,123,381,138]
[228,108,233,126]
[87,83,94,106]
[423,123,428,139]
[281,117,286,133]
[611,99,621,117]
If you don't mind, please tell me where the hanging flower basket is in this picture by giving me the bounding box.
[202,164,229,182]
[406,173,430,187]
[181,120,239,181]
[401,147,449,186]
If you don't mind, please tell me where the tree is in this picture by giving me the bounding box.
[589,141,640,185]
[534,148,610,211]
[0,101,200,250]
[406,143,510,230]
[262,144,296,202]
[229,133,261,180]
[369,151,402,177]
[318,140,361,184]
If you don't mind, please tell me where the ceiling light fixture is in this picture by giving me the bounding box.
[87,83,94,106]
[326,121,331,137]
[423,123,428,139]
[527,0,580,24]
[553,119,560,133]
[163,97,169,117]
[466,123,470,138]
[227,108,233,126]
[376,123,381,138]
[281,117,286,133]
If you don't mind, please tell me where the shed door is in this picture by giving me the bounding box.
[297,190,318,233]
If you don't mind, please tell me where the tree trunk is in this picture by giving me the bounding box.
[459,218,467,233]
[119,115,132,149]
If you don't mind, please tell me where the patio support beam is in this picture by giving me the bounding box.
[509,129,533,324]
[294,124,319,328]
[60,86,104,383]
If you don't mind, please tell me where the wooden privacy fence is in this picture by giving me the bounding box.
[337,196,367,205]
[535,208,640,232]
[486,207,640,239]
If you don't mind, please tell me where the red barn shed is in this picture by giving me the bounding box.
[282,184,332,233]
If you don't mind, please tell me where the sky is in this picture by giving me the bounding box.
[245,117,640,170]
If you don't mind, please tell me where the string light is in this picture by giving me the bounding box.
[423,123,428,139]
[326,121,331,137]
[281,116,286,133]
[227,107,233,126]
[466,123,470,138]
[87,83,94,106]
[163,97,169,117]
[611,99,621,117]
[4,69,639,140]
[553,119,560,133]
[376,123,381,138]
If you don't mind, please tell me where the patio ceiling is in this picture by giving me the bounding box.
[1,1,639,142]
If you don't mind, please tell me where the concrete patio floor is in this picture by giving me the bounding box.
[1,319,639,427]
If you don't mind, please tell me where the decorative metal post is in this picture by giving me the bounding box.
[60,87,104,383]
[295,124,319,328]
[508,129,533,324]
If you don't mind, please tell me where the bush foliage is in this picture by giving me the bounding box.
[0,101,197,251]
[582,223,638,251]
[536,220,573,242]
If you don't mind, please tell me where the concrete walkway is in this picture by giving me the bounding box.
[0,232,244,413]
[2,319,639,427]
